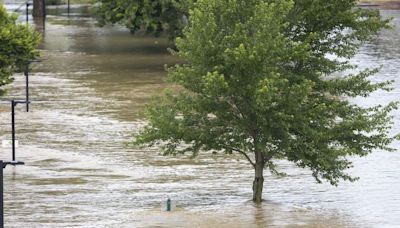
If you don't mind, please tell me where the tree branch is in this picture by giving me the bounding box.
[223,145,255,168]
[263,150,278,164]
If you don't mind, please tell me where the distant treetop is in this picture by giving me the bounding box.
[95,0,194,39]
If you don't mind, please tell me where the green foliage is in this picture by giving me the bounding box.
[133,0,397,189]
[0,4,41,93]
[94,0,193,38]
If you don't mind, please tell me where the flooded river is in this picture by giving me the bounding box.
[0,3,399,228]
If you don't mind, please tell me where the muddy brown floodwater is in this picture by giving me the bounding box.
[0,3,400,228]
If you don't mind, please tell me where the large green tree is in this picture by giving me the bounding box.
[95,0,193,38]
[0,4,40,94]
[133,0,398,203]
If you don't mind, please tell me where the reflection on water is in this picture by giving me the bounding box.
[0,4,399,228]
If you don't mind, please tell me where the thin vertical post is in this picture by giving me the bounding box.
[0,161,23,228]
[166,198,171,211]
[26,3,29,23]
[24,66,29,112]
[11,101,16,162]
[42,0,46,18]
[67,0,70,16]
[0,161,4,228]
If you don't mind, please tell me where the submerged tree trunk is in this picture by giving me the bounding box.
[33,0,46,18]
[252,150,265,203]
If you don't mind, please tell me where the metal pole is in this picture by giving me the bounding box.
[67,0,70,16]
[11,101,16,162]
[26,3,29,23]
[42,0,46,18]
[24,66,29,112]
[0,161,3,228]
[166,198,171,211]
[0,161,23,228]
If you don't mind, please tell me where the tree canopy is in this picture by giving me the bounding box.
[95,0,193,38]
[132,0,397,202]
[0,4,40,94]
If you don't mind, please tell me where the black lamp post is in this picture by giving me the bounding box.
[24,59,40,113]
[0,160,24,228]
[26,3,30,23]
[68,0,70,16]
[10,100,29,162]
[23,66,29,112]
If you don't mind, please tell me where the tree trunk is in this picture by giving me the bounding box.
[33,0,46,18]
[252,150,265,203]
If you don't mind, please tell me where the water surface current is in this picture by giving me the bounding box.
[0,4,399,228]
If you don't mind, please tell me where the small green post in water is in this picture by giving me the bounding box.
[166,198,171,212]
